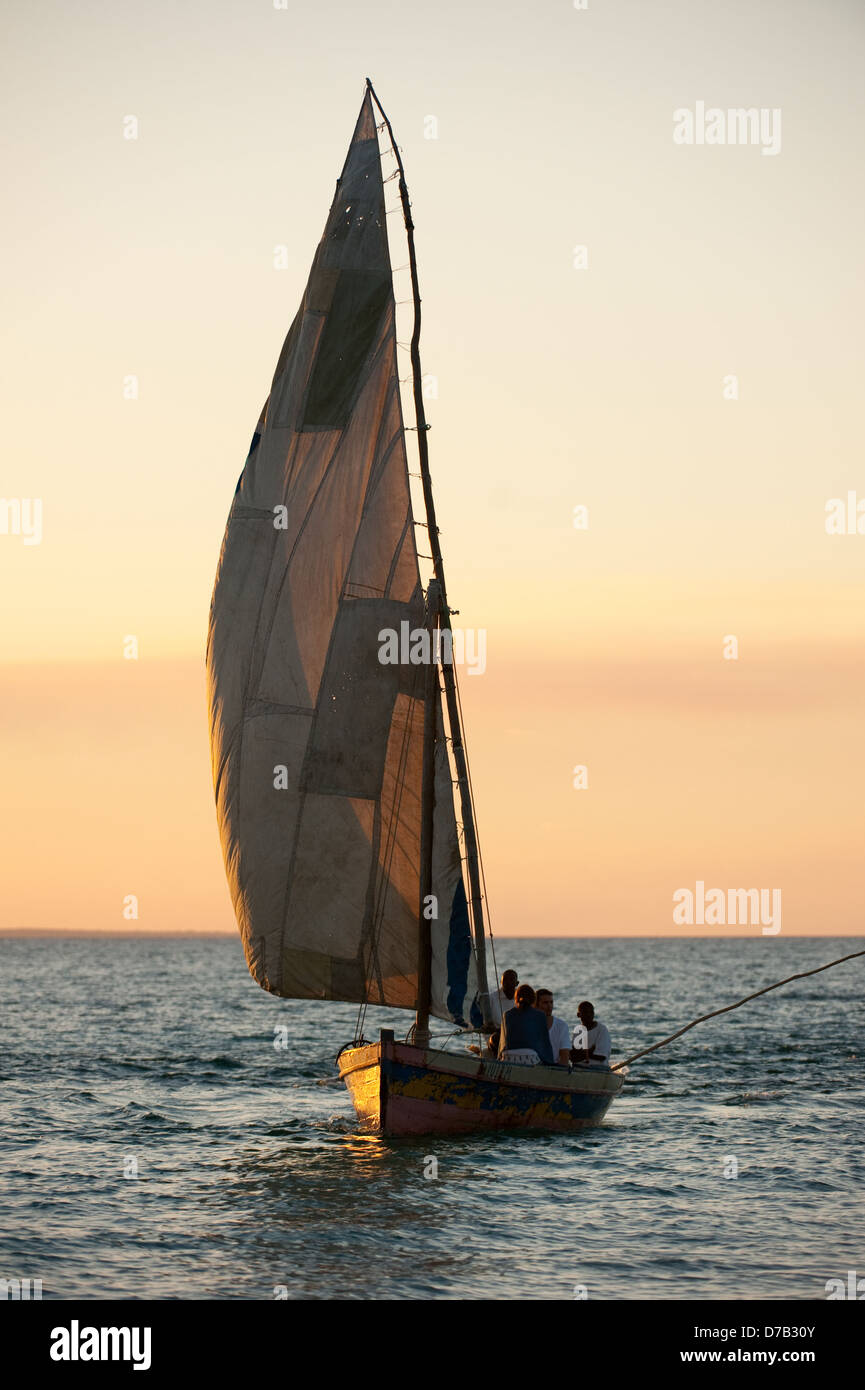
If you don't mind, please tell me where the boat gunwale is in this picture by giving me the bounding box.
[337,1039,624,1097]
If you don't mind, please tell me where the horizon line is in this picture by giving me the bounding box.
[2,930,862,941]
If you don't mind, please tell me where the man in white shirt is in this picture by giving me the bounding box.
[535,988,571,1066]
[570,1000,611,1068]
[485,969,519,1028]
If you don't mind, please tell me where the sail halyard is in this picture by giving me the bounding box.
[366,79,492,1023]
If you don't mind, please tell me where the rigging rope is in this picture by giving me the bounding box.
[611,948,865,1071]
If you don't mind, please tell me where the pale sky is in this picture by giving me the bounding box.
[1,0,863,936]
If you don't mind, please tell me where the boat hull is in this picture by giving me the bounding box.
[338,1030,624,1136]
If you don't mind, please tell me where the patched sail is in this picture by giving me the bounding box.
[207,92,476,1021]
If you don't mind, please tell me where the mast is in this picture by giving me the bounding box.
[415,579,441,1048]
[366,79,491,1020]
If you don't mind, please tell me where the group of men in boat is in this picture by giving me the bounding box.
[482,970,611,1069]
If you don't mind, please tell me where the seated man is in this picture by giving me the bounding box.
[497,984,554,1066]
[570,1000,611,1068]
[485,969,519,1028]
[535,988,571,1066]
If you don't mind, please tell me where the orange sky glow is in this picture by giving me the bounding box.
[1,0,863,940]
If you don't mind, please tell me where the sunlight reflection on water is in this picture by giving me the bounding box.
[1,935,862,1299]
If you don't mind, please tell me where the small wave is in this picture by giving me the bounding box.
[115,1101,191,1129]
[110,1054,247,1074]
[722,1089,786,1105]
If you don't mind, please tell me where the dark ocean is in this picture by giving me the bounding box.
[1,935,862,1301]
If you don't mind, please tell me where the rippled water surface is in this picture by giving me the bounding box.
[1,935,862,1300]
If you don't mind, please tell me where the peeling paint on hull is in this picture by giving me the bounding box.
[338,1031,624,1136]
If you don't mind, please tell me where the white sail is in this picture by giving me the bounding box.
[207,92,477,1023]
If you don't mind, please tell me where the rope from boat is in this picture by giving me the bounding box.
[611,948,865,1070]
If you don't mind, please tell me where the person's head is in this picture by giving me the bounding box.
[501,969,518,999]
[577,1000,595,1027]
[515,983,536,1010]
[535,988,554,1018]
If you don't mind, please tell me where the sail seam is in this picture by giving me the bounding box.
[235,422,302,718]
[382,511,413,598]
[365,676,424,1010]
[230,423,304,904]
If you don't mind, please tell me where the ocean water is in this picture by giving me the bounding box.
[1,935,862,1302]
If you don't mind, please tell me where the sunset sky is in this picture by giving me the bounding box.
[2,0,863,936]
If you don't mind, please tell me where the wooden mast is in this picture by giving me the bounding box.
[415,579,440,1048]
[366,79,491,1022]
